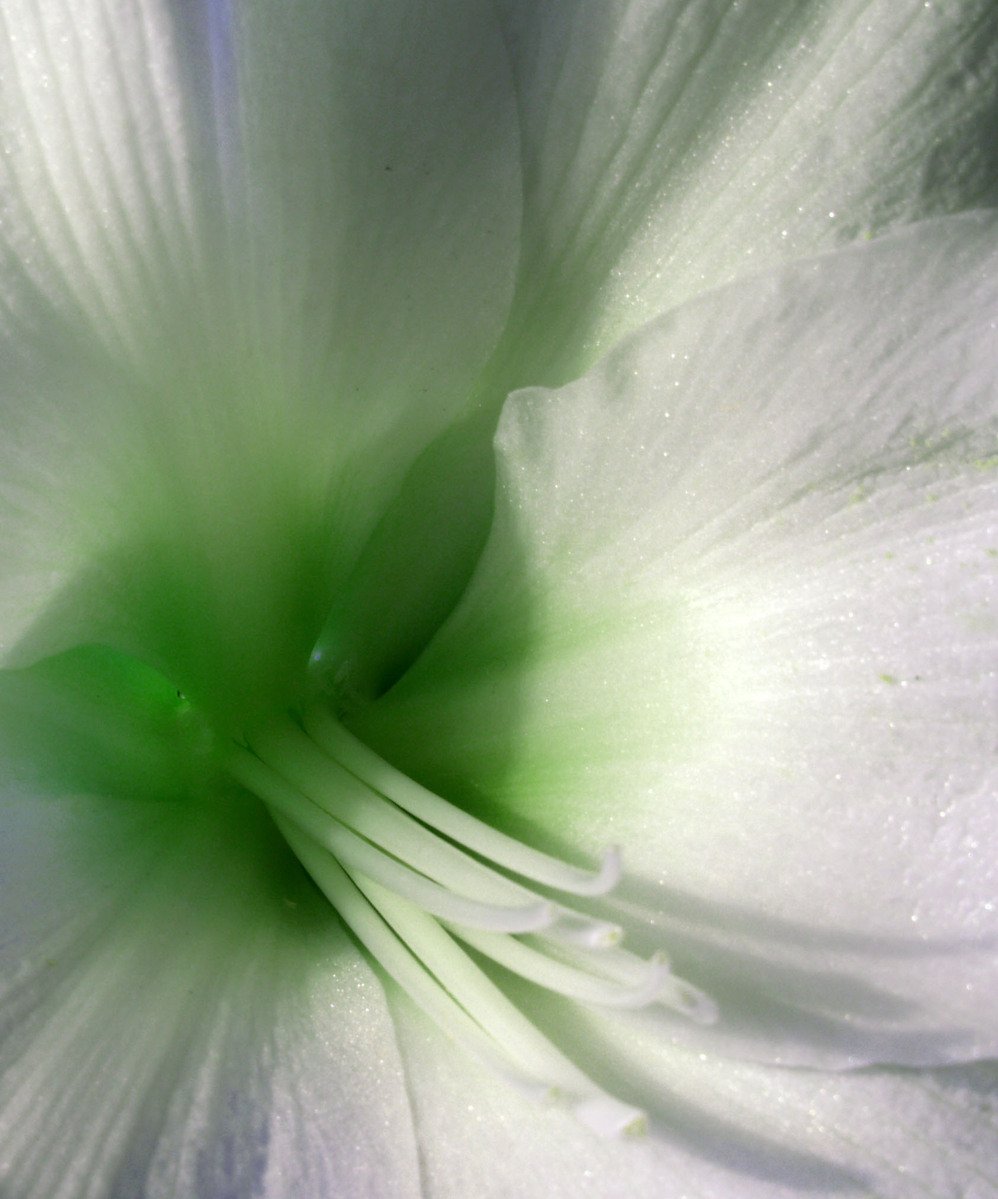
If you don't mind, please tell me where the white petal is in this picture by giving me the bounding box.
[489,0,998,387]
[394,995,998,1199]
[225,0,520,437]
[0,0,202,345]
[0,789,421,1199]
[0,0,521,722]
[357,214,998,1069]
[1,0,520,396]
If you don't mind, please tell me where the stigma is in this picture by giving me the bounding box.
[226,705,716,1137]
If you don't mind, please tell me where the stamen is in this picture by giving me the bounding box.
[359,876,595,1092]
[273,815,555,1091]
[227,707,717,1136]
[663,978,719,1025]
[543,911,623,950]
[278,816,643,1129]
[453,927,673,1008]
[228,747,554,933]
[574,1097,648,1139]
[356,873,644,1129]
[246,717,624,946]
[249,718,535,905]
[304,705,622,896]
[550,941,720,1025]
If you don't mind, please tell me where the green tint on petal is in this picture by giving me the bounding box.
[315,408,503,701]
[0,645,202,802]
[0,0,521,728]
[489,0,998,389]
[357,214,998,1071]
[0,789,422,1199]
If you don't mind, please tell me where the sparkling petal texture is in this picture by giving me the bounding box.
[490,0,998,388]
[326,0,998,694]
[0,0,996,1195]
[0,786,421,1199]
[0,0,520,725]
[358,214,998,1071]
[394,996,998,1199]
[0,650,422,1198]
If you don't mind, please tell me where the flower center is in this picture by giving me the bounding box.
[226,702,716,1136]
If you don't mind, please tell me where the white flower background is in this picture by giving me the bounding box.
[0,2,996,1197]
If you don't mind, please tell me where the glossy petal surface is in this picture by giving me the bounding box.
[0,779,421,1199]
[490,0,998,387]
[359,215,998,1070]
[0,0,520,723]
[394,996,998,1199]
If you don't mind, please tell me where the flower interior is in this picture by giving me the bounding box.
[37,602,716,1140]
[230,696,717,1137]
[0,199,718,1133]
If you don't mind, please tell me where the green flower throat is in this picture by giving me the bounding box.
[30,635,715,1138]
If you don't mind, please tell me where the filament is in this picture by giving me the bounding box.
[226,709,716,1136]
[305,704,622,896]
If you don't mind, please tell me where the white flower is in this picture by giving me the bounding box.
[1,2,996,1197]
